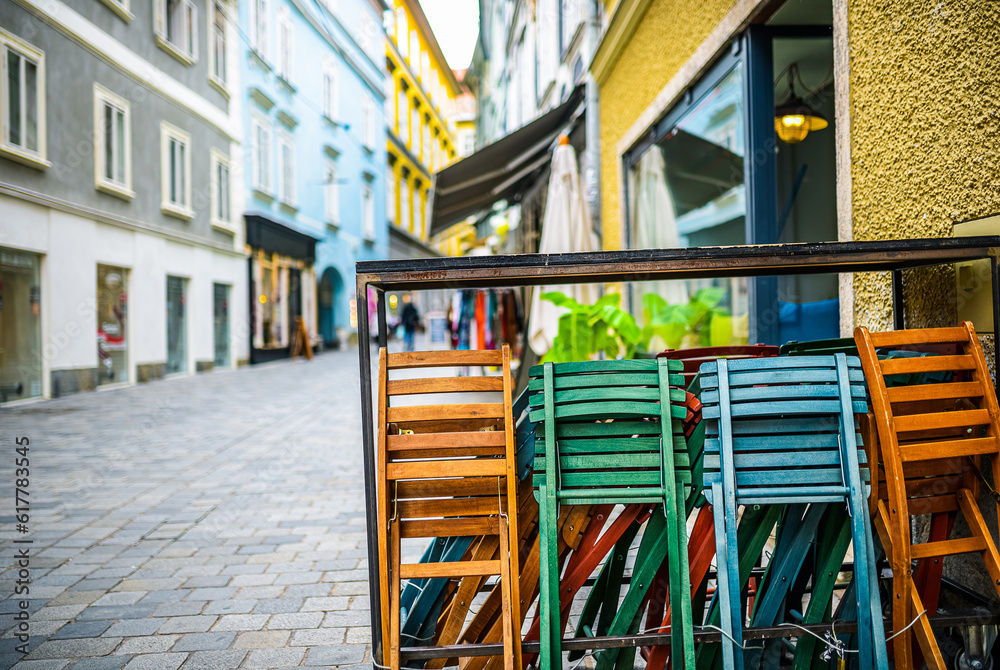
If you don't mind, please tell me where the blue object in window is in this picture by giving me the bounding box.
[778,298,840,343]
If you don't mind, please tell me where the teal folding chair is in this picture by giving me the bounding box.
[528,358,695,670]
[700,354,888,670]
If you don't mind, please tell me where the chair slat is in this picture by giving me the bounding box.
[388,403,505,423]
[399,560,501,579]
[899,436,997,462]
[399,516,500,538]
[879,354,976,375]
[388,350,502,369]
[387,376,504,395]
[387,431,506,452]
[396,497,502,519]
[886,381,985,404]
[868,327,969,347]
[892,408,990,433]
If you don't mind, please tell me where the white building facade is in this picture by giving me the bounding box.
[0,0,247,400]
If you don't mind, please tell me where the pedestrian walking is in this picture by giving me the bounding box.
[401,296,421,351]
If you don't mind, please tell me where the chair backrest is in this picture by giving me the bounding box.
[379,347,516,541]
[854,322,1000,515]
[656,345,780,387]
[700,354,869,506]
[527,359,689,505]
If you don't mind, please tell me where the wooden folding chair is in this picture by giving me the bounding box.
[376,346,522,669]
[700,354,888,670]
[855,322,1000,670]
[528,358,695,670]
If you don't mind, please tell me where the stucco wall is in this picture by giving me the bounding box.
[847,0,1000,332]
[598,0,738,251]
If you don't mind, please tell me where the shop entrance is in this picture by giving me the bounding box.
[213,283,230,368]
[318,267,342,348]
[166,276,187,374]
[0,248,42,400]
[97,265,129,385]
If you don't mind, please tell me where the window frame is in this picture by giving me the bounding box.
[210,148,233,231]
[249,0,268,61]
[362,92,376,151]
[93,84,133,200]
[250,113,272,195]
[0,30,47,168]
[361,180,375,242]
[155,0,199,65]
[208,1,229,94]
[276,7,294,84]
[277,129,296,207]
[324,157,339,226]
[412,182,422,239]
[322,58,338,122]
[160,121,193,219]
[99,0,134,23]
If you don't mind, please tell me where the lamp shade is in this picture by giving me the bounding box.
[774,98,828,144]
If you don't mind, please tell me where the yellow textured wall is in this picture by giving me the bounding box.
[848,0,1000,331]
[599,0,738,250]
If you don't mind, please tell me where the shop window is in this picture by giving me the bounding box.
[94,84,132,199]
[0,248,42,399]
[623,27,837,345]
[209,2,228,90]
[278,130,296,206]
[97,265,129,386]
[0,30,46,167]
[211,148,232,230]
[324,158,339,225]
[160,122,192,218]
[276,7,293,83]
[249,0,268,57]
[154,0,198,64]
[254,253,290,349]
[166,275,188,374]
[362,180,375,242]
[251,114,272,194]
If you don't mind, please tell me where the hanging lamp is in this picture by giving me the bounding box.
[774,64,828,144]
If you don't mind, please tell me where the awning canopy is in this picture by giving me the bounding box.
[429,86,584,237]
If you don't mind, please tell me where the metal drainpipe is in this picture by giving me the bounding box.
[584,0,601,239]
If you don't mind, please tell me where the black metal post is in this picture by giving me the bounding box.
[355,277,382,667]
[992,256,999,382]
[892,269,904,330]
[377,290,388,348]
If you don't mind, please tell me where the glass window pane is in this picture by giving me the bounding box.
[627,63,747,347]
[7,50,21,147]
[24,58,37,152]
[104,104,114,180]
[169,139,178,202]
[115,109,125,183]
[178,141,186,204]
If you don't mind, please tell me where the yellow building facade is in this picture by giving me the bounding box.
[385,0,462,247]
[591,0,1000,346]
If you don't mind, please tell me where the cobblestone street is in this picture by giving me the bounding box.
[1,350,375,670]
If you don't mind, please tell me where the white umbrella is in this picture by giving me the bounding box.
[632,148,688,306]
[528,137,598,356]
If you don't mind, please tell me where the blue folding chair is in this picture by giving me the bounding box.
[700,354,888,670]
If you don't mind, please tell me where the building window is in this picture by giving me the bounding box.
[422,124,430,168]
[410,106,419,154]
[397,89,409,144]
[249,0,267,58]
[322,59,338,121]
[324,158,339,224]
[276,8,293,82]
[361,181,375,242]
[209,2,228,89]
[155,0,198,63]
[251,114,271,193]
[359,10,378,61]
[396,8,408,60]
[409,30,419,70]
[211,148,232,229]
[278,131,296,206]
[386,166,396,224]
[400,178,410,231]
[93,85,132,199]
[412,185,422,239]
[362,92,375,150]
[160,122,192,218]
[0,31,46,166]
[99,0,133,22]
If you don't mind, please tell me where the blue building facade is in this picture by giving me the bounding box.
[239,0,388,361]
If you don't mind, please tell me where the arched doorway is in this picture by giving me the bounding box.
[318,267,342,348]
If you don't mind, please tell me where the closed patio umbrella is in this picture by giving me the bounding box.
[528,137,598,356]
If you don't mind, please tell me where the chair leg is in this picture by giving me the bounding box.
[390,518,402,670]
[711,483,739,670]
[538,487,561,670]
[498,514,515,670]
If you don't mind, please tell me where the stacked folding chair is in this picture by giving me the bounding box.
[700,354,888,670]
[528,358,695,670]
[376,346,521,669]
[855,322,1000,670]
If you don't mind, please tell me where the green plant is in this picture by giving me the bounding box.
[640,287,734,351]
[539,291,641,363]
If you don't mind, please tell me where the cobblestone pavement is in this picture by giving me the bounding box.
[0,349,376,670]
